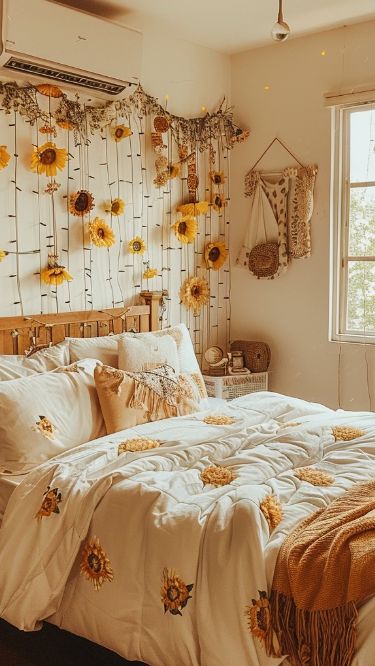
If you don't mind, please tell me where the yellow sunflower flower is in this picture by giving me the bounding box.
[36,83,63,98]
[180,276,209,314]
[0,145,10,170]
[209,170,226,186]
[35,486,62,519]
[41,265,73,286]
[80,536,113,591]
[176,201,209,216]
[0,249,8,262]
[104,198,125,216]
[110,124,133,142]
[30,142,67,177]
[212,193,227,212]
[89,218,116,248]
[204,240,228,270]
[172,216,197,244]
[161,568,194,616]
[246,591,271,644]
[128,236,146,255]
[143,266,158,279]
[69,190,95,217]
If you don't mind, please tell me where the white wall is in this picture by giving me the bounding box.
[230,20,375,410]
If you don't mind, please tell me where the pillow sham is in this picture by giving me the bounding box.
[117,332,179,374]
[68,333,123,368]
[0,358,105,473]
[0,341,70,381]
[119,324,208,400]
[94,363,201,435]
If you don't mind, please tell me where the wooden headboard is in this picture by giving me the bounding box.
[0,291,164,356]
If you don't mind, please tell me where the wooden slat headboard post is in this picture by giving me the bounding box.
[140,291,166,331]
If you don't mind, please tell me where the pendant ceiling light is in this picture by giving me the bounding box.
[271,0,291,42]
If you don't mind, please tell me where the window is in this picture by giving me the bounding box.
[331,102,375,343]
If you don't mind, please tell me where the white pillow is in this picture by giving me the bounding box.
[118,332,180,374]
[0,341,70,381]
[68,334,123,368]
[0,358,105,473]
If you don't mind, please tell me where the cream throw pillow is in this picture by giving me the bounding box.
[94,363,201,435]
[0,358,105,473]
[68,333,124,368]
[117,333,179,374]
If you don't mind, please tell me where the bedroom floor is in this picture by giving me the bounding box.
[0,619,148,666]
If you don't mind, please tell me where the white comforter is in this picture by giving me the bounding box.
[1,391,375,666]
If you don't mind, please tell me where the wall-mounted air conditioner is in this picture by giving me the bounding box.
[0,0,142,97]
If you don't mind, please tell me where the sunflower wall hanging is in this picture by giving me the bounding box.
[204,241,228,270]
[41,254,72,286]
[89,218,116,248]
[128,236,146,255]
[0,145,10,170]
[104,198,125,216]
[69,190,95,217]
[180,276,209,315]
[30,142,67,177]
[172,216,198,244]
[110,124,132,142]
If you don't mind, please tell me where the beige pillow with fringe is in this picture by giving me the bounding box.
[94,363,200,435]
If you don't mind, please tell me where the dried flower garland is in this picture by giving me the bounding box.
[0,82,248,153]
[41,253,72,285]
[69,190,95,217]
[89,218,115,248]
[180,276,209,314]
[204,241,228,270]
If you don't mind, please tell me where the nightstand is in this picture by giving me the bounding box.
[203,372,269,401]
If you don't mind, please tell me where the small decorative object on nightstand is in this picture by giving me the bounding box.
[202,372,269,400]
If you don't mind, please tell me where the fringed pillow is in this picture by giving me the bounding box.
[94,363,201,435]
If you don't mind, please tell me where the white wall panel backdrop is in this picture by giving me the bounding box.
[0,84,232,366]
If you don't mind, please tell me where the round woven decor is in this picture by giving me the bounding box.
[230,340,271,373]
[248,241,279,278]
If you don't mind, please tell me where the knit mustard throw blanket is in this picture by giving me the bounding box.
[266,480,375,666]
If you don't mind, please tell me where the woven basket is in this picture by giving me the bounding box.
[248,241,279,278]
[230,340,271,373]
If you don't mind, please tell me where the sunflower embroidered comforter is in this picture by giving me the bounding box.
[1,391,375,666]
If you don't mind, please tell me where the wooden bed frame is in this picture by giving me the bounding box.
[0,291,163,356]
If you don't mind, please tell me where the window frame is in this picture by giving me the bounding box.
[330,101,375,344]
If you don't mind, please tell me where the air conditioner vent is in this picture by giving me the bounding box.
[4,57,129,96]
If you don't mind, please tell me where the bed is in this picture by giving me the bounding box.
[0,296,374,666]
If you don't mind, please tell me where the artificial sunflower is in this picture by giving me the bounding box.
[204,240,228,270]
[0,249,8,262]
[69,190,95,217]
[80,536,113,591]
[209,170,226,186]
[172,216,197,244]
[89,218,116,248]
[104,197,125,216]
[110,124,132,142]
[128,236,146,255]
[41,254,72,286]
[143,266,158,279]
[246,591,271,644]
[30,141,67,177]
[180,276,209,314]
[56,119,75,131]
[167,163,181,180]
[161,568,194,616]
[35,486,62,519]
[36,83,63,98]
[176,201,209,216]
[212,193,227,212]
[0,145,10,170]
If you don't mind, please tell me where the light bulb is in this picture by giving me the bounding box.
[271,20,290,41]
[271,0,290,42]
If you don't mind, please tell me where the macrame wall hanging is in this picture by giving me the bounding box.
[237,137,317,279]
[0,80,249,365]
